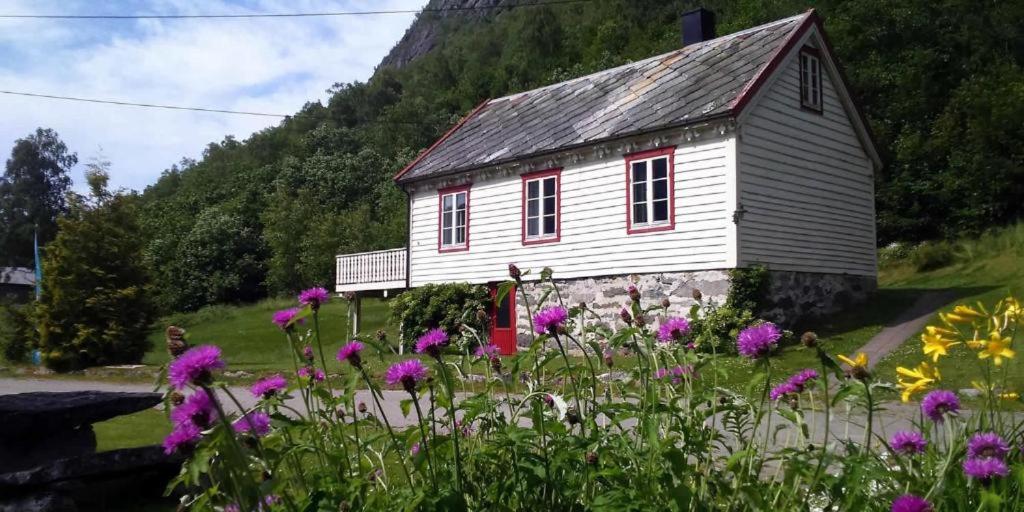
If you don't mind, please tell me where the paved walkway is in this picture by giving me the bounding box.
[855,290,956,370]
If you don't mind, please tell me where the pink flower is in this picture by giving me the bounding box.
[302,345,314,362]
[386,359,429,392]
[250,374,287,399]
[889,431,927,455]
[170,388,217,429]
[168,345,225,389]
[533,306,568,334]
[656,317,691,342]
[771,368,820,401]
[736,323,781,359]
[653,365,692,385]
[921,390,959,422]
[297,366,325,382]
[162,422,201,455]
[891,494,932,512]
[410,442,421,456]
[232,411,272,437]
[967,432,1010,460]
[415,328,448,357]
[272,308,303,331]
[475,344,500,359]
[336,341,365,367]
[963,457,1008,481]
[298,287,331,309]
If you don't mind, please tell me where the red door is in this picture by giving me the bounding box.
[489,284,517,355]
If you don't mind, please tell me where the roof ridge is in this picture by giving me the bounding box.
[488,12,808,106]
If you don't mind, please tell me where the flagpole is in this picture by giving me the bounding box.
[33,226,42,301]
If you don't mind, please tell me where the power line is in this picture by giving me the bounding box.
[0,0,589,20]
[0,90,289,117]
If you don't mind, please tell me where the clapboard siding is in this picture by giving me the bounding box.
[737,39,876,276]
[408,135,736,286]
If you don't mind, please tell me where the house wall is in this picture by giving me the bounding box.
[736,37,877,277]
[406,133,738,288]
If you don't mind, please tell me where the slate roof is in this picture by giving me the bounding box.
[396,11,810,183]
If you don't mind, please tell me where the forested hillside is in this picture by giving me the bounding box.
[135,0,1024,312]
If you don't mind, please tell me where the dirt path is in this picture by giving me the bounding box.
[854,290,956,370]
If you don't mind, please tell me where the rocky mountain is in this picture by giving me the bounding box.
[379,0,517,69]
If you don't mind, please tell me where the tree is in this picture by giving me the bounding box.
[35,160,155,371]
[0,128,77,266]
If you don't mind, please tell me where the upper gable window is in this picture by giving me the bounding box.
[625,147,675,234]
[438,185,470,252]
[521,169,561,245]
[799,47,823,112]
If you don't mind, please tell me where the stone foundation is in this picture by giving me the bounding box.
[512,269,875,343]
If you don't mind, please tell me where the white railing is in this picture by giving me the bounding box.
[335,248,407,293]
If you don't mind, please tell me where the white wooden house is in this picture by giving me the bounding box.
[336,9,880,354]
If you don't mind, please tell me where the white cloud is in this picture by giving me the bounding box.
[0,0,423,191]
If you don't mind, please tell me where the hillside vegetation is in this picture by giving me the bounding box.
[134,0,1024,313]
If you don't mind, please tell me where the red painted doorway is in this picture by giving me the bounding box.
[489,284,517,355]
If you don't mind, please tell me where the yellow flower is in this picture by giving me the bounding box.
[925,325,958,337]
[978,331,1015,366]
[921,331,960,362]
[971,380,1020,400]
[897,362,940,402]
[941,304,986,324]
[837,352,870,379]
[967,331,986,349]
[1003,297,1022,321]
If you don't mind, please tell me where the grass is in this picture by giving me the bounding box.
[94,408,172,451]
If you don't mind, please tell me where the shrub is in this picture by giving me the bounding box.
[687,299,755,355]
[389,282,490,349]
[0,301,35,363]
[35,185,156,371]
[910,240,956,271]
[726,265,770,314]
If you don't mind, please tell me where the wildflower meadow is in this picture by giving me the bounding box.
[159,270,1023,511]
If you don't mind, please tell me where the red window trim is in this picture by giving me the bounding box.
[625,146,676,235]
[437,184,471,253]
[520,168,562,246]
[798,46,824,114]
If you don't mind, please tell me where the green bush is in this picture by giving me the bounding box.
[389,282,490,348]
[725,265,770,314]
[687,299,755,355]
[0,301,35,363]
[36,182,156,371]
[910,240,956,272]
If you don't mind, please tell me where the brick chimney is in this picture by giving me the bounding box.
[682,8,716,46]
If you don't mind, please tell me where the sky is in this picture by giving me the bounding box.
[0,0,424,192]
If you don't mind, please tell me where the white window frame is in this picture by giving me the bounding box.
[800,49,823,112]
[439,188,469,252]
[626,149,674,234]
[522,172,559,244]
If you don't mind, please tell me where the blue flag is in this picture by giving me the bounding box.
[33,228,42,301]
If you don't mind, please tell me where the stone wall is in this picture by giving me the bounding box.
[760,271,877,326]
[512,269,875,344]
[513,270,730,345]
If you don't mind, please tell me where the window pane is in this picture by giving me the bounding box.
[443,195,453,212]
[652,158,667,179]
[543,215,556,235]
[527,198,539,217]
[543,177,556,196]
[456,210,466,228]
[495,293,511,328]
[442,228,452,245]
[633,203,647,224]
[653,200,669,222]
[442,210,452,229]
[527,180,539,199]
[456,192,466,209]
[543,196,555,215]
[653,179,668,200]
[455,226,465,244]
[633,182,646,203]
[527,217,538,237]
[632,161,647,183]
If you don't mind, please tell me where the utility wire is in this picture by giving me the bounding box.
[0,90,289,117]
[0,0,589,20]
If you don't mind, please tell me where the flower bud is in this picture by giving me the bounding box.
[586,452,598,465]
[691,289,703,302]
[476,309,488,323]
[490,356,502,373]
[566,407,580,425]
[634,314,646,327]
[801,331,818,348]
[540,267,553,280]
[661,298,671,309]
[508,263,522,281]
[628,285,641,302]
[169,391,185,406]
[603,350,614,368]
[357,402,367,414]
[619,308,632,325]
[375,329,387,342]
[166,326,188,357]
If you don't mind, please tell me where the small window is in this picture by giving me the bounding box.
[799,48,823,112]
[521,169,561,245]
[438,185,470,252]
[625,147,675,234]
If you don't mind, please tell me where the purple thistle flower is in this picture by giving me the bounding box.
[736,323,782,359]
[967,432,1010,460]
[168,345,225,389]
[891,494,933,512]
[963,457,1009,481]
[386,359,429,392]
[790,369,819,388]
[162,422,201,455]
[302,345,314,362]
[250,374,287,399]
[272,308,304,331]
[653,365,692,385]
[337,341,365,367]
[224,504,241,512]
[657,317,691,343]
[415,328,448,357]
[770,382,799,401]
[297,366,325,382]
[410,442,421,456]
[533,306,568,334]
[233,411,272,437]
[298,287,331,309]
[170,388,217,429]
[921,390,960,422]
[475,344,500,359]
[889,431,928,455]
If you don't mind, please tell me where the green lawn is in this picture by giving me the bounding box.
[95,408,171,451]
[143,297,396,376]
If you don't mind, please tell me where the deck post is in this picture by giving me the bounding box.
[348,292,361,337]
